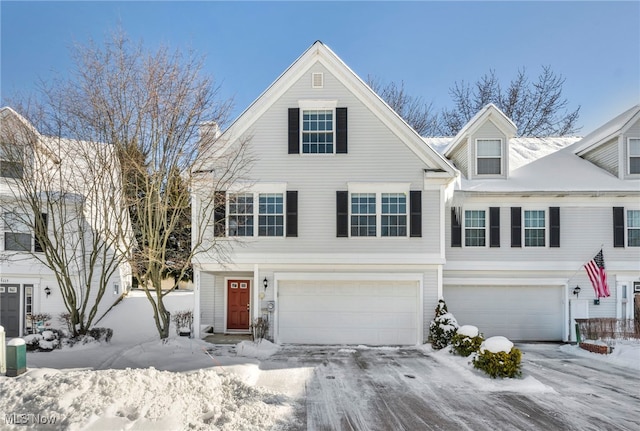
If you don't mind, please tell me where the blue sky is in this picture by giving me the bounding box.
[1,1,639,135]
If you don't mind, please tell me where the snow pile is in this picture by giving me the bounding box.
[0,367,293,430]
[560,341,640,371]
[480,336,513,353]
[457,325,479,338]
[236,340,280,360]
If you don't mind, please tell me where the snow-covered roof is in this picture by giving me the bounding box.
[457,143,640,193]
[575,104,640,155]
[424,136,580,171]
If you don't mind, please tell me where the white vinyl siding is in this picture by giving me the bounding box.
[200,272,216,328]
[450,138,469,178]
[582,137,618,177]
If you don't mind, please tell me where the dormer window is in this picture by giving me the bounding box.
[476,139,502,175]
[628,138,640,175]
[0,142,24,179]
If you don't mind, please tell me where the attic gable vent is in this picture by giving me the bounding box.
[312,72,324,88]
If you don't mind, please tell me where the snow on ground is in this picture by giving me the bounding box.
[1,289,638,430]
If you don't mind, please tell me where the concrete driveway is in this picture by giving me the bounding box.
[263,343,639,431]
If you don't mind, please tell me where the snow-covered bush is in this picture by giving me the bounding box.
[88,327,113,343]
[450,325,484,357]
[429,299,458,350]
[25,329,63,351]
[472,336,522,378]
[172,310,194,336]
[24,334,43,351]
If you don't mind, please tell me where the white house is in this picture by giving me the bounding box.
[0,107,131,337]
[434,103,640,342]
[191,41,458,345]
[193,42,639,344]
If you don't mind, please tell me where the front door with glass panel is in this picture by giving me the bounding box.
[227,280,250,330]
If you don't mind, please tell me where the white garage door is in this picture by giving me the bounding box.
[445,285,563,341]
[278,280,419,345]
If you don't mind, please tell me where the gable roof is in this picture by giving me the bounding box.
[207,41,457,176]
[442,104,517,157]
[575,104,640,155]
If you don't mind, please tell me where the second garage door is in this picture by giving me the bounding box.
[445,285,564,341]
[278,280,419,345]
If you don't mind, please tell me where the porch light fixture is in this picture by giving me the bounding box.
[44,286,51,297]
[263,277,268,291]
[572,285,581,298]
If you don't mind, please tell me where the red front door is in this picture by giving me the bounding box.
[227,280,250,330]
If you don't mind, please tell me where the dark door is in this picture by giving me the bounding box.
[227,280,250,330]
[0,284,21,337]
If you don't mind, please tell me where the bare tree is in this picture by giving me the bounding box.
[440,66,580,136]
[366,76,441,136]
[34,29,252,340]
[1,105,131,337]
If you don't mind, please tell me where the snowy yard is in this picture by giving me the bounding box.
[1,290,639,430]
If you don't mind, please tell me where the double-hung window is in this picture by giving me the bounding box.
[381,193,407,237]
[628,138,640,175]
[627,210,640,247]
[476,139,502,175]
[0,142,24,179]
[258,193,284,236]
[302,110,334,154]
[3,211,31,251]
[351,193,377,237]
[228,193,254,237]
[524,210,545,247]
[464,210,486,246]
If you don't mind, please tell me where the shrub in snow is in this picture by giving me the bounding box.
[429,299,458,350]
[38,329,63,351]
[472,336,522,378]
[88,327,113,343]
[450,325,484,357]
[172,310,194,336]
[250,317,270,342]
[58,312,74,333]
[24,334,43,351]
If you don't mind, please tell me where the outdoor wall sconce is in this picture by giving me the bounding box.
[44,286,51,297]
[572,286,581,298]
[263,277,268,291]
[593,298,600,305]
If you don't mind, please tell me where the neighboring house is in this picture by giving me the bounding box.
[432,103,640,342]
[192,41,458,345]
[0,107,131,337]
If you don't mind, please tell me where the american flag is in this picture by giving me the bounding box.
[584,249,610,298]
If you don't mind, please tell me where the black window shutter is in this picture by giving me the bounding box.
[286,191,298,237]
[34,213,48,252]
[214,191,226,237]
[451,207,462,247]
[550,207,560,248]
[409,191,422,237]
[489,207,500,247]
[336,191,349,237]
[511,207,522,247]
[288,108,300,154]
[336,107,348,154]
[613,207,625,247]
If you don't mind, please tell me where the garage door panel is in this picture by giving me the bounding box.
[278,280,419,345]
[446,285,563,341]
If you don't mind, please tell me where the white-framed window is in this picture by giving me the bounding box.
[464,210,486,247]
[381,193,407,237]
[228,193,254,237]
[0,142,24,179]
[628,138,640,175]
[627,209,640,247]
[524,210,546,247]
[258,193,284,236]
[302,109,334,154]
[351,193,377,237]
[476,139,502,175]
[2,211,31,251]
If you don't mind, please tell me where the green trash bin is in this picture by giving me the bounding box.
[6,338,26,377]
